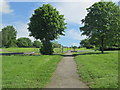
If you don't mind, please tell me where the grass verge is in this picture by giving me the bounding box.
[2,55,62,88]
[75,51,118,88]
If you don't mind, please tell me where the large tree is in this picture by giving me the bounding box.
[2,26,17,48]
[28,4,67,55]
[80,1,120,53]
[17,37,33,47]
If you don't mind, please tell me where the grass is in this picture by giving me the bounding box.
[2,55,62,88]
[76,48,93,51]
[75,51,118,88]
[2,48,70,54]
[1,47,93,54]
[2,48,40,53]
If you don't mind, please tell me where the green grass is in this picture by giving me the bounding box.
[53,48,71,54]
[2,55,62,88]
[76,48,93,51]
[75,51,118,88]
[2,48,40,53]
[2,48,70,54]
[0,51,9,53]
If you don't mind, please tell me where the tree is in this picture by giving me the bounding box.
[72,46,77,51]
[80,1,120,53]
[33,40,42,48]
[2,26,17,47]
[52,41,61,48]
[28,4,67,55]
[0,31,2,47]
[17,37,33,47]
[80,39,94,49]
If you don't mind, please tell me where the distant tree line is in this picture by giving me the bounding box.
[0,25,62,49]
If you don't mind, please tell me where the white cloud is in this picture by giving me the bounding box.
[54,0,119,24]
[0,0,13,14]
[55,1,100,24]
[65,29,87,40]
[1,22,35,41]
[14,22,35,41]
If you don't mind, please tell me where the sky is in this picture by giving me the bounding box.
[1,0,120,47]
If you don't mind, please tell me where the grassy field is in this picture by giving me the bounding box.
[76,48,94,51]
[2,48,70,54]
[75,51,118,88]
[1,47,93,54]
[2,55,62,88]
[2,48,40,53]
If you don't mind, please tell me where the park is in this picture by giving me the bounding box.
[0,0,120,89]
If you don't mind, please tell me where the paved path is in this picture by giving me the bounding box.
[45,52,89,88]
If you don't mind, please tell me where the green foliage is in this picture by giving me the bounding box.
[52,41,61,48]
[2,55,62,88]
[28,4,67,55]
[33,40,42,48]
[72,46,77,51]
[1,26,17,48]
[0,31,2,47]
[80,1,120,53]
[17,37,33,47]
[80,39,94,49]
[75,51,118,88]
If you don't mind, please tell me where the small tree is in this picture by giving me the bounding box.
[72,46,77,51]
[33,40,42,48]
[17,37,33,47]
[2,26,17,48]
[80,1,120,53]
[80,39,94,49]
[52,41,61,48]
[28,4,67,55]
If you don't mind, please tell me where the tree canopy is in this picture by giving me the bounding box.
[80,39,94,49]
[33,40,42,48]
[1,26,17,48]
[17,37,33,47]
[28,4,67,55]
[80,1,120,53]
[52,41,61,48]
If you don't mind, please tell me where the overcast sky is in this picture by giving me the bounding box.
[1,0,120,47]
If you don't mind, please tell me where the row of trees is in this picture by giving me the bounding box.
[1,26,61,48]
[80,38,119,49]
[28,2,119,54]
[80,1,120,53]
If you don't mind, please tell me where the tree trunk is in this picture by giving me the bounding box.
[40,40,53,55]
[101,36,104,54]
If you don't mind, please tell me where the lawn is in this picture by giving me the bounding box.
[2,48,40,53]
[2,48,70,54]
[76,48,94,51]
[75,51,118,88]
[2,55,62,88]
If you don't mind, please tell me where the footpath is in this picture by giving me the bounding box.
[45,51,89,88]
